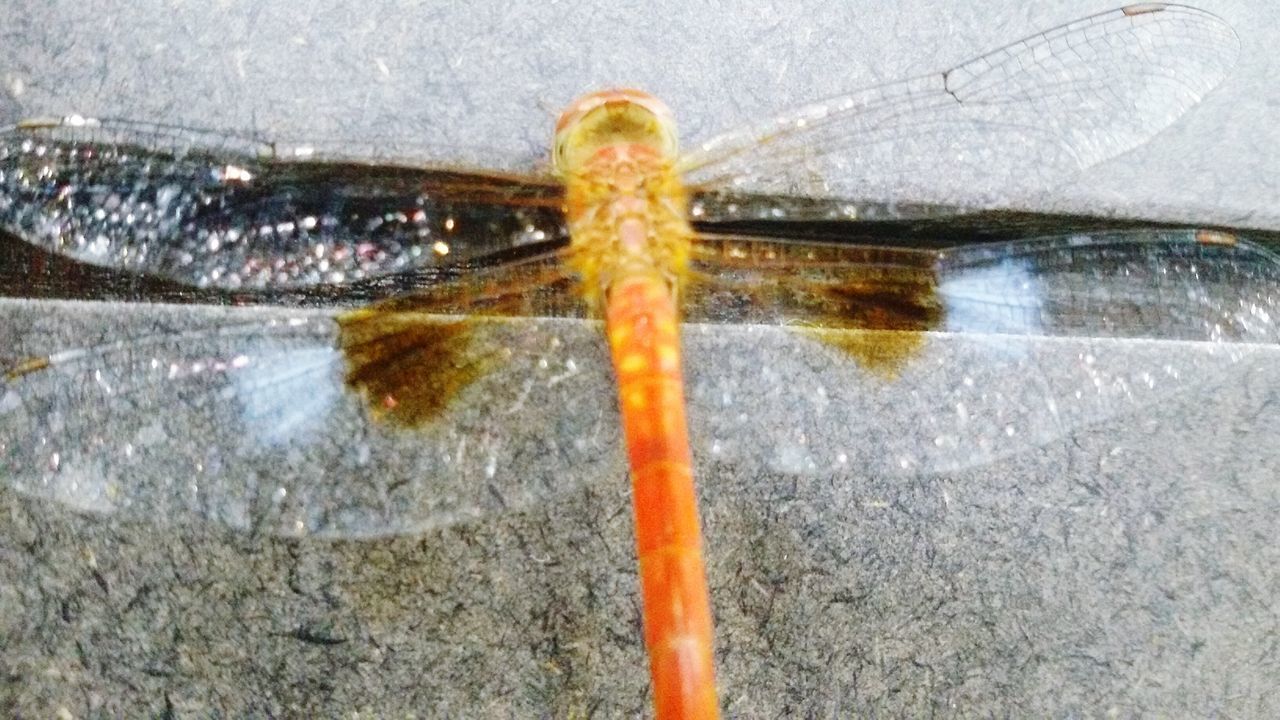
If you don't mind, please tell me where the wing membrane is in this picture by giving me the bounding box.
[684,228,1280,474]
[687,228,1280,342]
[5,229,1279,534]
[0,242,609,537]
[0,296,618,538]
[0,117,566,291]
[680,4,1238,213]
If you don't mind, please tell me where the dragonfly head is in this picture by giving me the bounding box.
[553,88,679,176]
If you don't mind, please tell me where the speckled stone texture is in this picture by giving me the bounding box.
[2,0,1279,717]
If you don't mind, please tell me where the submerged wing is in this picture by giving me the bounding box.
[0,117,567,291]
[683,228,1280,474]
[686,227,1280,341]
[680,4,1238,216]
[4,227,1278,534]
[0,248,614,538]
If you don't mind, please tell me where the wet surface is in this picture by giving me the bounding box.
[3,317,1279,716]
[3,1,1280,716]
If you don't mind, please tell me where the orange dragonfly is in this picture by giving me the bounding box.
[0,4,1272,717]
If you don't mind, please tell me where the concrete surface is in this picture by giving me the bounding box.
[2,1,1279,717]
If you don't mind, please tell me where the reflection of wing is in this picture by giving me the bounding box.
[0,117,566,290]
[680,4,1238,211]
[683,229,1280,474]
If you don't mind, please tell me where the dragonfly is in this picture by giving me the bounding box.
[1,4,1274,718]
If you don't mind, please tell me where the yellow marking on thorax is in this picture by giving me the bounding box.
[561,146,692,311]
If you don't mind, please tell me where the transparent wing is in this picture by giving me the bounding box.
[688,321,1277,481]
[0,116,566,291]
[0,242,613,538]
[684,229,1280,475]
[680,4,1239,212]
[6,229,1279,537]
[0,296,619,538]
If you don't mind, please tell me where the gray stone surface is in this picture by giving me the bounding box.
[2,1,1280,717]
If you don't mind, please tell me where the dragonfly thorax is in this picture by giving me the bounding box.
[553,88,692,311]
[560,142,692,312]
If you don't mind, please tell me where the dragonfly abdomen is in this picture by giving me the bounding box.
[605,272,718,720]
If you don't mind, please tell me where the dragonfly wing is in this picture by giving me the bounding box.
[0,274,619,538]
[686,321,1275,479]
[680,4,1238,211]
[0,117,566,291]
[683,229,1280,476]
[935,229,1280,341]
[908,229,1280,472]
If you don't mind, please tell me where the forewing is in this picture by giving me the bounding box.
[680,4,1238,213]
[0,117,566,291]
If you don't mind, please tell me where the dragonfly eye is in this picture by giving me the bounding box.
[553,88,679,175]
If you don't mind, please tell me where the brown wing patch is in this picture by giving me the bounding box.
[797,274,941,377]
[799,328,930,378]
[3,355,52,381]
[336,249,584,427]
[686,236,943,375]
[338,309,510,427]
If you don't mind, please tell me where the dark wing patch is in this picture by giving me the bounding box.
[686,236,943,374]
[335,249,586,427]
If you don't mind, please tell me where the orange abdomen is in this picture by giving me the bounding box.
[606,274,719,719]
